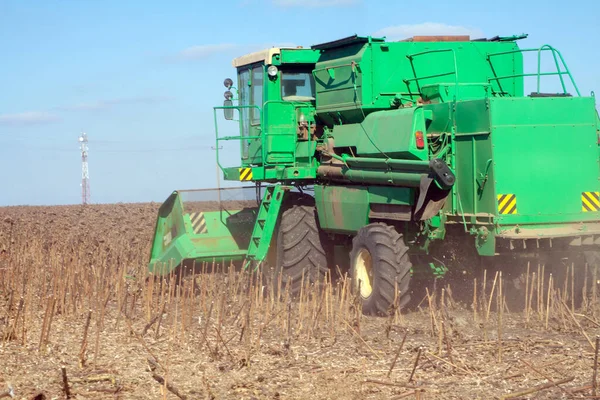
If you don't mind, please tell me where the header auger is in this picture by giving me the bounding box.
[149,33,600,316]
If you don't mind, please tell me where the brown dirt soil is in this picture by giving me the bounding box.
[1,203,600,399]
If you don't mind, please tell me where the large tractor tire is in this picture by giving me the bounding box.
[267,193,329,296]
[349,222,412,316]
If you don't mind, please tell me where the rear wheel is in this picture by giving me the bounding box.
[267,193,329,296]
[349,222,412,316]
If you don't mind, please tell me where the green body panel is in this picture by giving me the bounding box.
[449,99,495,216]
[330,106,429,160]
[251,166,316,181]
[314,185,369,233]
[278,48,321,65]
[441,95,600,254]
[314,185,413,234]
[489,97,600,227]
[421,83,492,104]
[445,96,600,222]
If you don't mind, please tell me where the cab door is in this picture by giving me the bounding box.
[238,64,263,165]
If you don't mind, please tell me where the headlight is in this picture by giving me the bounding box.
[267,65,278,77]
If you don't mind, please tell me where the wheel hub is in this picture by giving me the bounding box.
[354,248,373,298]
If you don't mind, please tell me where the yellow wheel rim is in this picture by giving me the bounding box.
[354,248,373,298]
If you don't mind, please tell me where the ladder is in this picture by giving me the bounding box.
[243,184,287,270]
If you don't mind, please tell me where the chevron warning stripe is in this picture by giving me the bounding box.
[497,194,517,215]
[189,212,208,234]
[239,167,253,181]
[582,191,600,212]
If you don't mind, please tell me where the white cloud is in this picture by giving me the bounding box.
[273,0,359,6]
[166,42,300,64]
[374,22,484,41]
[57,95,173,112]
[244,42,299,52]
[167,43,238,62]
[0,111,61,125]
[0,96,172,126]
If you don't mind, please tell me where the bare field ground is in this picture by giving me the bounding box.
[1,203,600,399]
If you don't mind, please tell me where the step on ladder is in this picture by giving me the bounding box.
[243,184,287,270]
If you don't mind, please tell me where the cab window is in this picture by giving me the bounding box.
[237,64,263,144]
[281,71,315,102]
[250,65,263,125]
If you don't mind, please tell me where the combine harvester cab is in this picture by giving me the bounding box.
[148,187,260,276]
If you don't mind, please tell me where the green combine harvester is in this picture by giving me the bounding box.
[149,33,600,315]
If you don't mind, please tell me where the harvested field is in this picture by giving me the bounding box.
[1,203,600,399]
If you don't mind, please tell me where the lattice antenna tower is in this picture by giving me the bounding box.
[79,132,90,205]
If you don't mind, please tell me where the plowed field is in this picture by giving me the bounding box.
[1,203,600,399]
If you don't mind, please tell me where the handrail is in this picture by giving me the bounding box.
[404,48,459,99]
[213,105,262,176]
[213,101,316,177]
[486,45,581,96]
[404,48,459,214]
[177,186,257,193]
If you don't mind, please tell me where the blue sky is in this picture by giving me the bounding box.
[0,0,598,206]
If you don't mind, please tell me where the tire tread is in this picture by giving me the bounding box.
[350,222,412,316]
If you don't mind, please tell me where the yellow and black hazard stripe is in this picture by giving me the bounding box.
[582,191,600,212]
[238,167,253,181]
[189,212,208,234]
[497,194,517,215]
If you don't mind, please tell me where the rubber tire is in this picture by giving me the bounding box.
[269,195,329,296]
[349,222,412,316]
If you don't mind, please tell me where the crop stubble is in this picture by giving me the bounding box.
[0,203,600,399]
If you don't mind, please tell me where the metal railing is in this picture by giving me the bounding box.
[404,48,459,98]
[213,101,316,176]
[486,45,581,96]
[404,48,460,214]
[213,104,262,175]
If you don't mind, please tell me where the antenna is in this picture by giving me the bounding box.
[79,132,90,205]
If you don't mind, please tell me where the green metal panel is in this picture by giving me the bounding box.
[489,97,600,230]
[331,106,429,160]
[262,102,315,165]
[314,185,369,234]
[279,48,321,65]
[452,99,495,216]
[421,83,491,104]
[368,186,413,205]
[314,185,414,234]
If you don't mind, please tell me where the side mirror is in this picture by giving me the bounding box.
[223,99,234,120]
